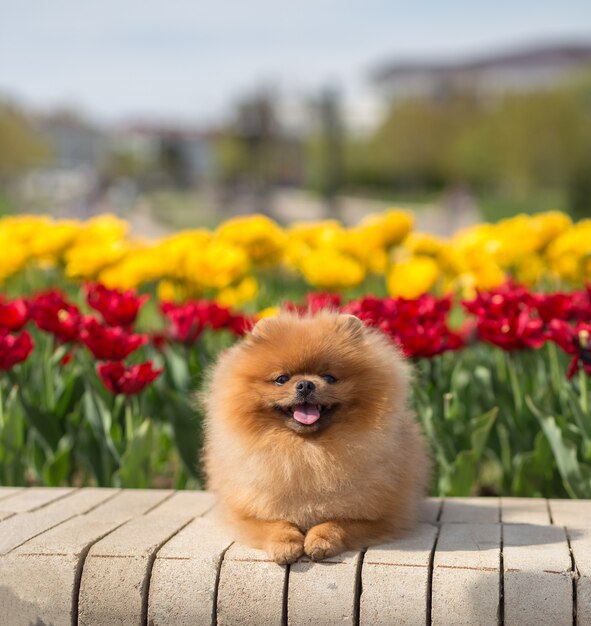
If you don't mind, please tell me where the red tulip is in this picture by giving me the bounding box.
[0,298,29,331]
[475,313,546,351]
[343,295,390,325]
[80,317,147,361]
[463,283,546,351]
[306,292,342,312]
[30,291,81,343]
[570,286,591,322]
[86,283,149,327]
[97,361,162,395]
[462,282,529,318]
[197,301,231,331]
[548,320,591,378]
[60,351,74,367]
[161,302,206,344]
[226,313,254,336]
[161,299,250,342]
[150,332,169,351]
[0,330,34,370]
[343,294,463,358]
[392,296,464,358]
[528,293,573,324]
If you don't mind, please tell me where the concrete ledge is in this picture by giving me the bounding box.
[0,488,588,625]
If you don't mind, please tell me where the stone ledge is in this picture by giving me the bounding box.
[0,488,589,625]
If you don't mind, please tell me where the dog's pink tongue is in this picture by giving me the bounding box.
[293,403,320,425]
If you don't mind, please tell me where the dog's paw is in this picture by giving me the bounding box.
[304,523,345,561]
[266,528,305,565]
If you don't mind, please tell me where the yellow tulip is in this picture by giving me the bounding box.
[356,209,414,249]
[300,249,365,289]
[30,221,81,260]
[65,240,128,279]
[546,219,591,282]
[186,241,250,290]
[288,220,344,249]
[216,214,286,266]
[157,279,188,302]
[99,245,164,289]
[257,306,280,319]
[0,235,28,281]
[216,276,258,308]
[387,256,439,299]
[403,232,446,257]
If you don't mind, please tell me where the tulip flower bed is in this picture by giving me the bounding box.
[1,281,590,499]
[1,210,590,307]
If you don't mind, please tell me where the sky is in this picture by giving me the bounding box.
[1,0,590,126]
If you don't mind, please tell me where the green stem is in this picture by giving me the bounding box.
[547,342,562,396]
[0,383,4,429]
[125,398,134,441]
[505,351,523,420]
[580,368,589,416]
[43,337,55,409]
[495,348,507,384]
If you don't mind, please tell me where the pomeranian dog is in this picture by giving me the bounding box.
[203,310,429,564]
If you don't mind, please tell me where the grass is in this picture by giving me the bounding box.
[146,190,225,230]
[0,191,15,216]
[477,189,569,223]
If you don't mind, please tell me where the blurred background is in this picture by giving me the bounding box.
[1,0,590,237]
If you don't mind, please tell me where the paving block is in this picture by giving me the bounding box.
[0,490,587,625]
[289,550,361,626]
[432,523,500,625]
[503,524,572,626]
[147,490,215,517]
[0,487,170,626]
[420,497,442,523]
[0,488,118,555]
[439,497,500,523]
[148,517,233,626]
[360,523,437,625]
[549,499,591,527]
[567,526,591,624]
[0,486,73,513]
[0,488,23,502]
[78,513,193,626]
[0,516,125,626]
[217,543,286,626]
[84,488,169,522]
[502,497,550,524]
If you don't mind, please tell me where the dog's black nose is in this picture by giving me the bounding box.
[296,380,315,395]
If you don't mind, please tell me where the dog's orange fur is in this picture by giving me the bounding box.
[203,311,429,563]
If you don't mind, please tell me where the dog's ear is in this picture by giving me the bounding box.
[338,314,365,337]
[250,316,272,339]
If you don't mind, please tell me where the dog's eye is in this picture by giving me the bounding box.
[275,374,290,385]
[322,374,337,384]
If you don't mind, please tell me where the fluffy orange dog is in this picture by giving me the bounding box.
[203,310,429,563]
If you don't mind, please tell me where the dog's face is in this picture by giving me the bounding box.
[264,363,351,434]
[209,311,406,438]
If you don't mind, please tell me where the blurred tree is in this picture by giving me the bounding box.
[159,137,188,188]
[319,87,344,215]
[343,74,591,218]
[215,133,250,184]
[235,92,276,214]
[0,102,49,180]
[106,149,149,181]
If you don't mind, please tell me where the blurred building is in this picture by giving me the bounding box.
[18,111,106,209]
[372,42,591,102]
[36,110,107,170]
[112,123,215,187]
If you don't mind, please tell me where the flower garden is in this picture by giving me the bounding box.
[1,210,590,498]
